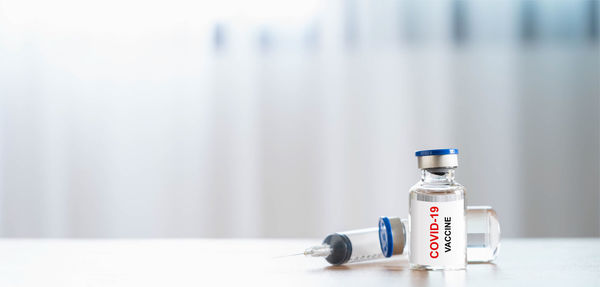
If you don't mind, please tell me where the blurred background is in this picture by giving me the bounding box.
[0,0,598,238]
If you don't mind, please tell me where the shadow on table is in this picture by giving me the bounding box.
[322,260,497,271]
[322,258,410,271]
[319,259,432,286]
[310,259,499,287]
[320,259,498,274]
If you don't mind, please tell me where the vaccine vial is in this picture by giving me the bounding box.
[409,149,466,270]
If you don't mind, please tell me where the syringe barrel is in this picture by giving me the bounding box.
[322,228,384,265]
[321,206,500,265]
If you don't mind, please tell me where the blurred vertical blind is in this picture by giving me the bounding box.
[0,0,598,237]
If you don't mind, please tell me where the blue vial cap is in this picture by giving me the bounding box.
[379,217,393,258]
[415,148,458,157]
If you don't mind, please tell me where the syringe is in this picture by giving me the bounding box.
[303,206,500,265]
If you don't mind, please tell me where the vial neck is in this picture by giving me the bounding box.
[421,169,455,184]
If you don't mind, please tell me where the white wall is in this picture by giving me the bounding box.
[0,0,598,237]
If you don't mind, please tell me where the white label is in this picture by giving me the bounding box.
[410,199,466,268]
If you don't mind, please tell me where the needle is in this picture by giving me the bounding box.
[273,245,331,259]
[273,252,304,259]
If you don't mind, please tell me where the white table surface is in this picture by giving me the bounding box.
[0,238,598,286]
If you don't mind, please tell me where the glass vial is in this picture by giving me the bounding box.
[465,206,501,262]
[409,149,466,270]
